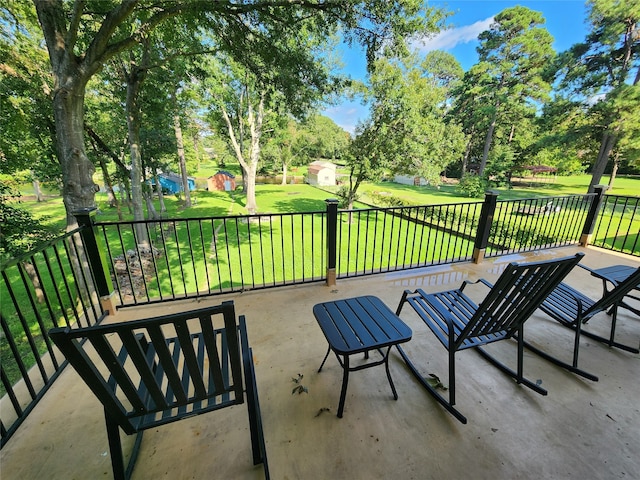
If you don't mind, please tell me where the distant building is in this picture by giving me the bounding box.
[307,161,336,186]
[394,174,429,186]
[208,171,236,191]
[151,173,196,193]
[151,173,196,194]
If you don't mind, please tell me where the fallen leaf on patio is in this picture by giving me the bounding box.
[425,373,448,391]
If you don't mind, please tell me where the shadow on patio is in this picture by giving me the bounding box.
[2,246,638,479]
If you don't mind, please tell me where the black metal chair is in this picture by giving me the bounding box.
[48,301,269,480]
[526,266,640,377]
[395,253,584,424]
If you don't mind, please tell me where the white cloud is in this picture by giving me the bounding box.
[322,102,368,135]
[413,16,495,53]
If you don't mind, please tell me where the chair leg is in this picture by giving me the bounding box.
[239,318,269,479]
[475,345,547,396]
[564,304,638,354]
[104,409,126,480]
[244,347,270,479]
[104,409,144,480]
[449,349,456,407]
[519,325,599,382]
[397,345,467,424]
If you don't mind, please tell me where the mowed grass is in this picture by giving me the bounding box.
[22,174,640,232]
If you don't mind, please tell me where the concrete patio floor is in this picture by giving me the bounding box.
[2,246,639,480]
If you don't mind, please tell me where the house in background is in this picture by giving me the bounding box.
[151,173,196,194]
[394,174,429,186]
[208,171,237,191]
[306,160,336,186]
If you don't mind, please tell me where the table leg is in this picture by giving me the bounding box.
[384,346,398,400]
[318,344,331,372]
[337,355,349,418]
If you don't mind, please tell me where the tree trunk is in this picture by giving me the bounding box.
[219,90,264,215]
[461,133,474,176]
[608,153,620,190]
[152,166,167,214]
[282,161,288,185]
[51,80,99,227]
[479,106,498,176]
[32,177,44,202]
[192,131,202,171]
[144,190,159,220]
[173,112,192,208]
[245,93,264,214]
[588,132,616,193]
[125,68,149,245]
[97,155,123,219]
[22,261,45,303]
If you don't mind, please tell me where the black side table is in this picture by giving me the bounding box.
[313,295,412,417]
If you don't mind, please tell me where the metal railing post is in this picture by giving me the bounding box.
[325,199,339,286]
[73,208,116,315]
[580,185,608,247]
[473,191,499,264]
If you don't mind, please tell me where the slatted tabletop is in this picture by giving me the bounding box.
[313,296,412,355]
[590,264,638,284]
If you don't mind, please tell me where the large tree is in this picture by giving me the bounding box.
[461,6,555,176]
[31,0,444,225]
[554,0,640,191]
[341,52,466,209]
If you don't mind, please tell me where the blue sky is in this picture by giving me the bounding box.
[323,0,590,133]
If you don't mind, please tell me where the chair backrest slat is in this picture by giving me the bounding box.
[174,320,208,399]
[146,325,189,405]
[89,335,147,413]
[199,315,226,394]
[459,254,584,345]
[118,330,168,410]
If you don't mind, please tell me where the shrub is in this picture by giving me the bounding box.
[457,174,488,198]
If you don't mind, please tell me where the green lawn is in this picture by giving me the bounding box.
[3,172,638,395]
[22,174,639,231]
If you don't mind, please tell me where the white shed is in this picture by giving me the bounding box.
[307,161,336,186]
[394,174,429,186]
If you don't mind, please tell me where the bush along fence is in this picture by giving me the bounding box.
[1,184,637,447]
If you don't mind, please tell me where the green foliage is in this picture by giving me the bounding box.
[368,191,411,207]
[485,144,515,187]
[0,2,58,181]
[552,0,640,186]
[457,174,489,198]
[0,182,58,260]
[452,6,556,174]
[335,186,360,209]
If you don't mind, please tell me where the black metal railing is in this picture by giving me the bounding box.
[95,211,327,307]
[592,194,640,256]
[0,227,104,446]
[486,194,597,257]
[2,185,638,447]
[335,201,483,278]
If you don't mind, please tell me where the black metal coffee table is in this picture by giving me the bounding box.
[313,295,412,417]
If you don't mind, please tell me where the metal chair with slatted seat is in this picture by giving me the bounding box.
[525,266,640,378]
[395,253,584,424]
[48,301,269,480]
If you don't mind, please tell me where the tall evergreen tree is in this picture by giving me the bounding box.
[554,0,640,191]
[458,6,555,176]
